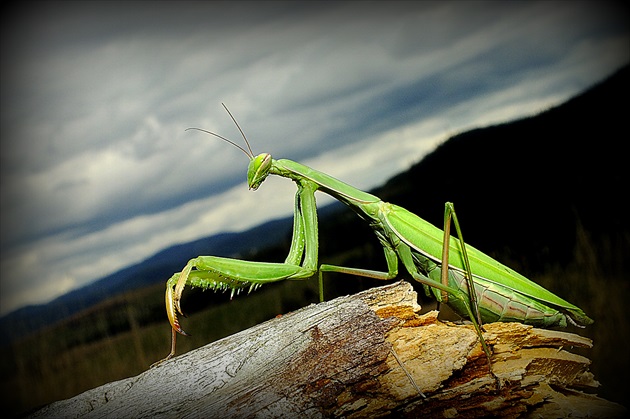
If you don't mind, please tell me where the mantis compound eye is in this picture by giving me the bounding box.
[248,153,272,190]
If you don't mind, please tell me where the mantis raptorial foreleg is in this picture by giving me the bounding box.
[152,181,320,366]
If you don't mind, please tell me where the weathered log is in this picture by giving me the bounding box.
[30,281,625,418]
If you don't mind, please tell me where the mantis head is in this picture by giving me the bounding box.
[247,153,272,190]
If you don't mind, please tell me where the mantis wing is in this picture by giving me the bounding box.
[382,203,593,325]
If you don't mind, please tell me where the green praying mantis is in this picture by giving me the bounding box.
[154,105,593,375]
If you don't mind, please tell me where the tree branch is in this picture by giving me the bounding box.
[30,281,626,418]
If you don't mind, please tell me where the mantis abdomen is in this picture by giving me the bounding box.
[419,256,570,327]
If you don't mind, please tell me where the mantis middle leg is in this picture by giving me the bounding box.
[318,202,494,377]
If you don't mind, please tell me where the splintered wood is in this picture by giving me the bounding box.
[30,282,625,419]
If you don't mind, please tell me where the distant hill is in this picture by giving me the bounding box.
[1,64,627,345]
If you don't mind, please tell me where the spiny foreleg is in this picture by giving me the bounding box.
[152,182,320,367]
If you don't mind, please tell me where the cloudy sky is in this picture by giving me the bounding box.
[1,1,628,316]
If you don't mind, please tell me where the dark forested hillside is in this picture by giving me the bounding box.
[322,65,628,284]
[384,65,627,272]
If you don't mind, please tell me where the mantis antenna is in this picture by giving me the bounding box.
[185,103,255,160]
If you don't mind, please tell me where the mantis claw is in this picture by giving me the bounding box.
[164,260,196,337]
[174,293,185,318]
[166,283,190,336]
[170,260,194,323]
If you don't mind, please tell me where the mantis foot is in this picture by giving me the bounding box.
[150,329,178,368]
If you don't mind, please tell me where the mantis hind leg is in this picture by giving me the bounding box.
[439,202,498,384]
[440,202,482,327]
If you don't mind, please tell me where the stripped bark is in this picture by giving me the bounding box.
[30,281,625,418]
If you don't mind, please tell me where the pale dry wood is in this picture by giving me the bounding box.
[30,281,626,418]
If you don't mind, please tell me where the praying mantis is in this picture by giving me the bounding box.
[154,105,593,374]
